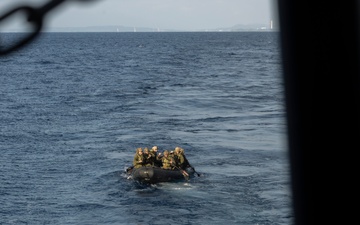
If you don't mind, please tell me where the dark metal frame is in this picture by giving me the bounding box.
[277,1,359,224]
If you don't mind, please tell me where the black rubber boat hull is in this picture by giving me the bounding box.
[129,166,194,183]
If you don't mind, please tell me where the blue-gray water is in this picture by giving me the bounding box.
[1,32,292,224]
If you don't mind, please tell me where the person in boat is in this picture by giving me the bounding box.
[133,147,145,168]
[143,147,152,167]
[161,150,174,170]
[179,147,191,169]
[174,146,191,170]
[173,147,184,169]
[149,145,162,167]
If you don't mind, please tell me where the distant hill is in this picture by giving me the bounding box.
[40,23,276,32]
[44,26,159,32]
[226,23,271,31]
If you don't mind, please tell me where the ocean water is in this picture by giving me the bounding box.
[0,32,292,225]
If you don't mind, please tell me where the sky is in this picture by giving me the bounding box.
[0,0,277,31]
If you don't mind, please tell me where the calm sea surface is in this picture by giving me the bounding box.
[0,32,292,225]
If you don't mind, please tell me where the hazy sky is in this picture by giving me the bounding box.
[0,0,277,30]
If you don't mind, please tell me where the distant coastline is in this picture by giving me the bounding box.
[45,24,278,32]
[1,23,279,33]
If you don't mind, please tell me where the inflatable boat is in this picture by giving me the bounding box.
[127,166,196,184]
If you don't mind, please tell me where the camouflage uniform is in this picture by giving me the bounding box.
[149,146,162,167]
[175,147,190,169]
[175,152,185,168]
[133,148,145,168]
[143,147,152,167]
[161,150,173,169]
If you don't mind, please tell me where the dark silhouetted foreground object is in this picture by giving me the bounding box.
[0,0,97,56]
[277,0,360,224]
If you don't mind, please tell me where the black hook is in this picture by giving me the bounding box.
[0,6,42,56]
[0,0,68,56]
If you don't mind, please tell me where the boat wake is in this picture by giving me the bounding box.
[153,182,195,191]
